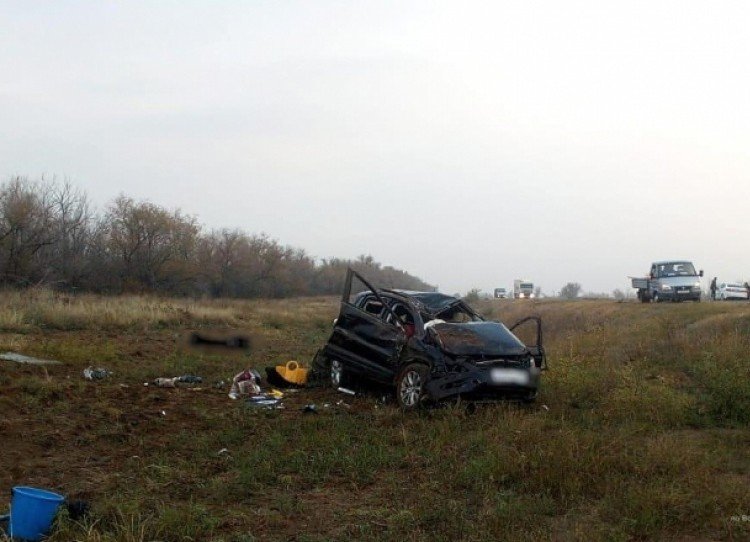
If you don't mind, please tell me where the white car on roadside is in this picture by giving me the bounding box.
[715,282,749,300]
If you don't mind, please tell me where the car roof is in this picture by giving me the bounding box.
[653,260,694,265]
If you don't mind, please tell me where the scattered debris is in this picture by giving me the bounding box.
[541,404,549,411]
[301,404,317,414]
[83,366,112,380]
[149,377,177,388]
[228,369,262,399]
[145,375,204,388]
[245,394,283,409]
[265,360,309,387]
[0,352,62,366]
[217,448,230,456]
[337,387,356,396]
[7,486,65,541]
[175,375,202,384]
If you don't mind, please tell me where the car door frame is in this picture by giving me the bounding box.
[325,268,406,382]
[509,316,546,369]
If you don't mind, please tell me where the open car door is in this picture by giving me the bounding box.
[323,268,406,383]
[509,316,547,370]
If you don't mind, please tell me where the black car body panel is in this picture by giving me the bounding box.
[320,268,546,402]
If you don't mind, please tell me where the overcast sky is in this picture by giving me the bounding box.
[2,1,749,295]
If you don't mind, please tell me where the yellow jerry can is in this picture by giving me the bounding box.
[274,360,308,385]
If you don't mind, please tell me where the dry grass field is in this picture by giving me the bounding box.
[1,290,749,541]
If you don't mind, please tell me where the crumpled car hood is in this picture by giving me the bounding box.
[431,321,527,358]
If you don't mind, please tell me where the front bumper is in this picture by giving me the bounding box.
[658,289,701,301]
[425,363,540,402]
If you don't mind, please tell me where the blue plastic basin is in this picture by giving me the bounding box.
[9,486,64,541]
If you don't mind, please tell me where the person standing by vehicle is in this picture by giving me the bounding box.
[710,277,717,300]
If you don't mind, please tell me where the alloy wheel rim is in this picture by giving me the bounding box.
[400,370,422,407]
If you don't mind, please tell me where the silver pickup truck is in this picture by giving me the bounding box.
[632,261,703,303]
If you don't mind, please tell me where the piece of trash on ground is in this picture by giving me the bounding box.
[83,366,112,380]
[148,377,177,388]
[145,375,204,388]
[337,387,356,396]
[0,352,62,366]
[245,394,283,409]
[265,360,308,388]
[175,375,202,384]
[228,369,262,399]
[6,486,65,540]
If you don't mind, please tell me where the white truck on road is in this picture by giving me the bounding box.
[631,261,703,303]
[513,280,535,299]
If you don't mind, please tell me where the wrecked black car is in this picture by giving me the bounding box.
[316,269,546,410]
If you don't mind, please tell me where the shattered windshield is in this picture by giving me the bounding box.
[435,302,481,323]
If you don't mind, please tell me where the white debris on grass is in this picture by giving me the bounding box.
[0,352,62,366]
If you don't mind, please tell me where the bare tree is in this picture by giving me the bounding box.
[0,177,60,285]
[1,177,435,298]
[559,282,582,299]
[101,196,199,292]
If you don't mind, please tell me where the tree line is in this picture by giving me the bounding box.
[0,177,434,297]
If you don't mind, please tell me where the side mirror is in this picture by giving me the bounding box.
[699,270,704,277]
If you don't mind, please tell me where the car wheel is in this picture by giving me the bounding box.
[329,359,346,388]
[652,292,661,303]
[396,363,429,410]
[521,390,537,404]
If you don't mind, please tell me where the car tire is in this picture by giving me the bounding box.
[521,390,537,404]
[396,363,429,411]
[329,358,347,389]
[652,292,661,303]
